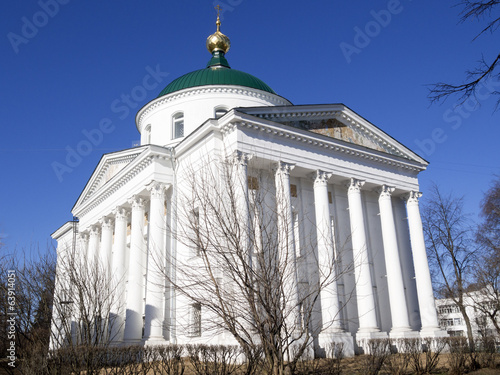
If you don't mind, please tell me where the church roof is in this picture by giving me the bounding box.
[157,11,276,97]
[157,64,277,97]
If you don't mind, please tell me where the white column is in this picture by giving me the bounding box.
[110,207,128,344]
[88,225,101,268]
[99,217,113,278]
[377,186,414,336]
[123,196,146,343]
[346,179,381,335]
[275,161,300,333]
[231,151,253,338]
[144,182,167,344]
[314,171,342,332]
[232,151,252,254]
[404,191,442,336]
[316,172,354,356]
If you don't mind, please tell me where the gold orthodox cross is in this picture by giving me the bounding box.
[215,4,222,18]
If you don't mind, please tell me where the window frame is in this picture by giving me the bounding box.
[173,112,184,139]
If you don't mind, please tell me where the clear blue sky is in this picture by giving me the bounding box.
[1,0,498,254]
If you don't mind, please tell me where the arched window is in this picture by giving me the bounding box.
[214,107,228,119]
[173,112,184,139]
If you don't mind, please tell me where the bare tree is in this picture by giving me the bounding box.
[50,239,124,374]
[428,1,500,108]
[472,176,500,335]
[167,154,352,375]
[0,245,56,374]
[422,184,477,349]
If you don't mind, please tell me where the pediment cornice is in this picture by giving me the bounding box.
[235,104,428,166]
[220,112,426,173]
[73,146,172,218]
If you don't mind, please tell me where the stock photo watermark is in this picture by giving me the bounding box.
[414,76,500,158]
[212,0,243,20]
[6,270,17,368]
[51,64,169,182]
[340,0,412,64]
[7,0,71,54]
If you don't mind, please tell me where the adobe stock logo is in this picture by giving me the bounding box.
[212,0,243,20]
[340,0,412,64]
[7,0,71,54]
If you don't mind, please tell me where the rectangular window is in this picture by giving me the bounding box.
[173,114,184,139]
[248,176,259,190]
[189,302,202,337]
[328,191,333,204]
[290,184,298,198]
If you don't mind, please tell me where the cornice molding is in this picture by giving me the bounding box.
[252,109,410,160]
[221,120,424,173]
[75,152,170,218]
[85,153,141,200]
[136,85,290,131]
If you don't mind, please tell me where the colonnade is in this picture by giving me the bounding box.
[73,156,441,348]
[78,182,169,346]
[231,155,441,348]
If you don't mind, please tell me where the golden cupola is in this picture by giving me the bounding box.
[206,7,231,54]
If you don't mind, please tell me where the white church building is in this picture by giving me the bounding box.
[51,13,445,356]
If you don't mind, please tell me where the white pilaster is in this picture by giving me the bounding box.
[315,171,354,357]
[123,196,146,344]
[144,182,167,345]
[88,225,101,267]
[99,217,114,279]
[404,191,444,337]
[79,232,89,268]
[377,186,415,338]
[274,161,300,333]
[110,207,129,344]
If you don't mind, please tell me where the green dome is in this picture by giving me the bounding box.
[158,51,276,97]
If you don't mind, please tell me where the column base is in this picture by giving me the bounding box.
[318,331,355,357]
[355,330,389,354]
[389,328,420,339]
[144,337,167,346]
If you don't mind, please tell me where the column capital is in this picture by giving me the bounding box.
[113,206,130,220]
[99,216,114,229]
[89,225,101,236]
[377,185,395,199]
[146,181,167,200]
[346,178,365,193]
[231,150,253,167]
[313,170,332,187]
[403,191,422,204]
[274,161,295,176]
[128,195,146,210]
[80,232,89,242]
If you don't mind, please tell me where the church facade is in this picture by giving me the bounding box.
[50,15,445,356]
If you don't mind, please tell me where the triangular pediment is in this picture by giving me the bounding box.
[74,147,147,208]
[237,104,427,164]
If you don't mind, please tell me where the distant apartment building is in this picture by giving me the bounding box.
[436,289,499,339]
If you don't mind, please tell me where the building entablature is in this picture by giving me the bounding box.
[237,104,427,164]
[220,118,424,193]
